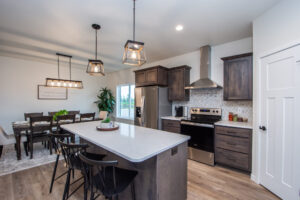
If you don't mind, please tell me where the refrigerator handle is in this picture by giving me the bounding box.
[141,96,145,126]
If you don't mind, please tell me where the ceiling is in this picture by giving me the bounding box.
[0,0,280,72]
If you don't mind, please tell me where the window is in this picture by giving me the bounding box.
[116,84,135,119]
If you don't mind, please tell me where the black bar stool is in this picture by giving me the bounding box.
[79,153,138,200]
[59,141,106,200]
[49,133,72,193]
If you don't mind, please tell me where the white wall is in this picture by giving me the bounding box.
[252,0,300,183]
[0,56,105,132]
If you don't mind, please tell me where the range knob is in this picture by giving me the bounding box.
[216,110,219,113]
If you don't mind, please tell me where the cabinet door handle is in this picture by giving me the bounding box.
[227,131,237,134]
[227,142,236,146]
[227,157,236,162]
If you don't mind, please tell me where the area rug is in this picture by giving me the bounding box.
[0,143,60,176]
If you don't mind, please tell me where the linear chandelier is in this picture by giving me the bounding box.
[122,0,146,66]
[46,53,83,89]
[86,24,105,76]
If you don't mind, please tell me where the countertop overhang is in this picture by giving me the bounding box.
[61,121,190,163]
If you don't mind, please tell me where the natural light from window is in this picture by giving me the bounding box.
[116,84,135,119]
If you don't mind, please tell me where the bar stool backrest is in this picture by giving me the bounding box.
[79,153,118,194]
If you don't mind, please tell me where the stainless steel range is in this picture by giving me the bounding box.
[180,108,221,166]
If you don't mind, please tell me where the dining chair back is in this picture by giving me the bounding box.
[48,111,58,116]
[24,112,43,121]
[79,153,137,200]
[68,110,80,115]
[80,113,95,122]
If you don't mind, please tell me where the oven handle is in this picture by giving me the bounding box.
[180,121,214,128]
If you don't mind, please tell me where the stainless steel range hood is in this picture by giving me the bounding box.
[185,45,222,90]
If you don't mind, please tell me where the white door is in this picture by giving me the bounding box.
[260,44,300,200]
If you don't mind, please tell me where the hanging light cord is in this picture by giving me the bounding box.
[95,28,98,60]
[57,55,60,79]
[133,0,136,41]
[69,57,72,80]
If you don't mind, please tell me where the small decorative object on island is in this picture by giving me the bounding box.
[86,24,105,76]
[46,53,83,89]
[97,117,119,131]
[95,87,115,114]
[122,0,146,66]
[52,110,68,121]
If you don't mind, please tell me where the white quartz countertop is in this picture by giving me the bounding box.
[61,121,190,163]
[214,120,253,129]
[161,116,187,121]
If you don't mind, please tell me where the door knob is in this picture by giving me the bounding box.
[259,126,266,131]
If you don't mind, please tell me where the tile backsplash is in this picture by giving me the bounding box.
[172,89,253,122]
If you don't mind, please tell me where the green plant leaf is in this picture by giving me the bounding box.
[96,87,115,114]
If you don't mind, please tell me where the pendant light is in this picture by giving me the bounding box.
[86,24,105,76]
[46,53,83,89]
[122,0,146,66]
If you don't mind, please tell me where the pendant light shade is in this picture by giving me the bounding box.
[87,24,105,76]
[122,0,146,66]
[123,40,146,66]
[46,53,83,89]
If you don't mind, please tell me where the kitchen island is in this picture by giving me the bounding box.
[61,121,190,200]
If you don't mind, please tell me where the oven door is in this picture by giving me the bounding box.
[180,121,214,153]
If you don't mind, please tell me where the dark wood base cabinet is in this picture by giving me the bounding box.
[215,126,252,172]
[162,119,181,133]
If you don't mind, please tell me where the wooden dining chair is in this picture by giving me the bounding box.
[28,116,53,159]
[80,113,95,122]
[24,112,44,151]
[79,153,138,200]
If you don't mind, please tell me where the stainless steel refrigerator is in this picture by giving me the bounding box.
[134,86,172,129]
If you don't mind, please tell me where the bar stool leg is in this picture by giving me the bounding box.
[49,154,59,193]
[131,182,136,200]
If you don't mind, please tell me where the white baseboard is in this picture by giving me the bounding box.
[251,173,259,184]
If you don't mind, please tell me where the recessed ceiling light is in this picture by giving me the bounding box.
[175,25,183,31]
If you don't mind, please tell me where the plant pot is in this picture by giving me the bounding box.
[100,122,111,128]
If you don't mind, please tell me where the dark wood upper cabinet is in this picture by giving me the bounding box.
[222,53,253,101]
[168,65,191,101]
[134,66,168,87]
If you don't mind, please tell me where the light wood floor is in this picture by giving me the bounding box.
[0,159,279,200]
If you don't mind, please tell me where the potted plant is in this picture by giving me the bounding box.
[53,110,68,121]
[95,87,115,115]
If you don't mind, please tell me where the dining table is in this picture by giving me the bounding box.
[12,117,101,160]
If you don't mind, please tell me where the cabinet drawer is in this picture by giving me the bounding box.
[163,126,181,134]
[215,134,250,154]
[162,119,181,128]
[215,148,250,171]
[215,126,251,138]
